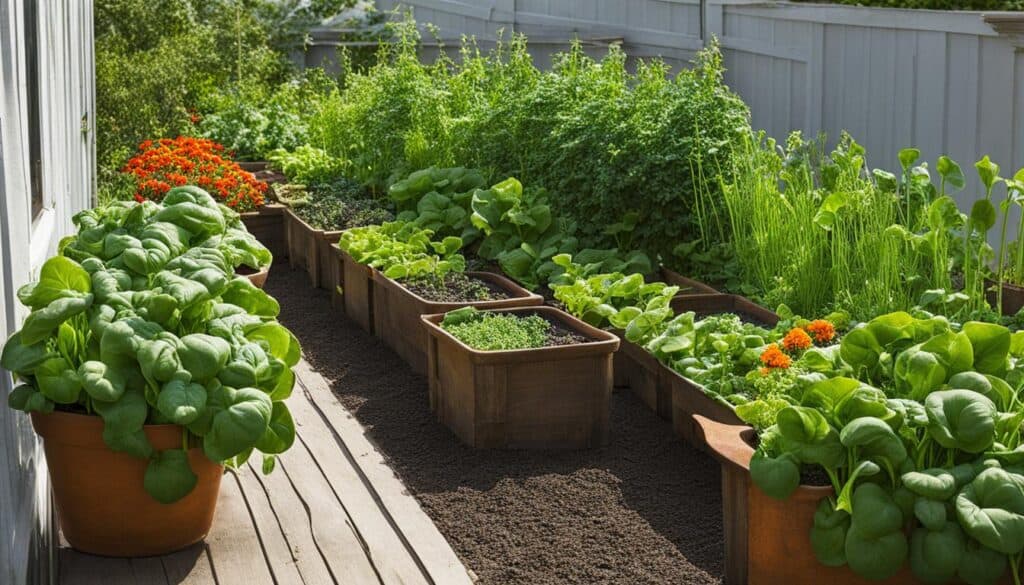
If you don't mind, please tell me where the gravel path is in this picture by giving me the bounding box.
[267,263,725,585]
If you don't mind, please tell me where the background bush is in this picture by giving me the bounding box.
[309,27,751,264]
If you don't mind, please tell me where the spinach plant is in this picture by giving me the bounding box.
[2,187,299,504]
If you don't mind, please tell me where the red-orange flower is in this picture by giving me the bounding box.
[782,327,812,352]
[760,344,791,369]
[122,136,265,211]
[807,320,836,344]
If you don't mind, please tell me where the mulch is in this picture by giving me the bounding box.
[266,263,726,585]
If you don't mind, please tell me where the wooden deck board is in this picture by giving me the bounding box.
[57,359,473,585]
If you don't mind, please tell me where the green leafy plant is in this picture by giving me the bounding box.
[338,221,465,280]
[2,186,298,503]
[389,166,487,242]
[747,310,1024,583]
[283,178,394,231]
[267,145,349,186]
[440,307,548,351]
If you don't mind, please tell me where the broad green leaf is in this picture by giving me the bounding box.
[203,387,273,462]
[17,256,91,310]
[78,360,126,402]
[254,402,295,454]
[144,449,198,504]
[20,295,93,345]
[157,379,207,425]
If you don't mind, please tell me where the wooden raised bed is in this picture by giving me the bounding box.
[239,203,286,260]
[422,306,620,449]
[659,267,718,295]
[373,272,544,376]
[339,247,375,334]
[694,415,973,585]
[284,208,343,290]
[667,294,779,448]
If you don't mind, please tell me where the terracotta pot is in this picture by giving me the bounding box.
[985,278,1024,316]
[422,307,619,449]
[236,161,269,173]
[373,271,544,376]
[32,411,223,557]
[693,415,1007,585]
[658,267,718,295]
[236,264,270,289]
[238,203,286,259]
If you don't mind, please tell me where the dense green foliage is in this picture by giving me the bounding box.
[441,307,549,351]
[309,25,750,262]
[1,187,297,503]
[281,178,394,231]
[745,311,1024,582]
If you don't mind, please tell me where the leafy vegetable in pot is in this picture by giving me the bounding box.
[1,187,298,504]
[744,311,1024,583]
[338,221,466,280]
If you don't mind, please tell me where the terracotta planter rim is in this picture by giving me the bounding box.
[373,270,543,310]
[422,306,620,364]
[693,414,835,495]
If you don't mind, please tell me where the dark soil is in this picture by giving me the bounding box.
[267,263,725,585]
[544,322,590,347]
[403,273,511,303]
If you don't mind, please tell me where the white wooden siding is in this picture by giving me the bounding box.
[0,1,95,584]
[351,0,1024,204]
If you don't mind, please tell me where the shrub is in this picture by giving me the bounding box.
[311,25,750,263]
[267,145,349,186]
[122,137,267,211]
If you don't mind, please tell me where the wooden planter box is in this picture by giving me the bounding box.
[239,204,286,260]
[659,267,718,295]
[668,294,779,448]
[693,415,994,585]
[283,208,343,290]
[372,272,544,376]
[613,337,674,420]
[339,247,375,334]
[422,307,620,449]
[329,243,345,310]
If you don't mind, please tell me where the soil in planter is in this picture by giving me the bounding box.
[544,320,589,346]
[266,262,725,585]
[403,273,511,303]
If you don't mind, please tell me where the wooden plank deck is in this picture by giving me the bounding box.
[59,360,474,585]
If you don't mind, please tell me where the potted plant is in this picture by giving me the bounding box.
[700,311,1024,585]
[2,188,299,557]
[422,306,619,449]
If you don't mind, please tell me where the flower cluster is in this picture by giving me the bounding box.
[761,319,837,375]
[759,344,792,371]
[122,137,266,211]
[782,327,812,352]
[806,319,836,344]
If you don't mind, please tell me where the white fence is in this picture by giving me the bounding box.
[320,0,1024,202]
[0,1,96,583]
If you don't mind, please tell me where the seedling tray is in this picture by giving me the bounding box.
[373,272,543,376]
[422,306,620,449]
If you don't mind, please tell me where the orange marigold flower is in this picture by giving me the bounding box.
[760,344,792,369]
[807,320,836,344]
[782,327,813,352]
